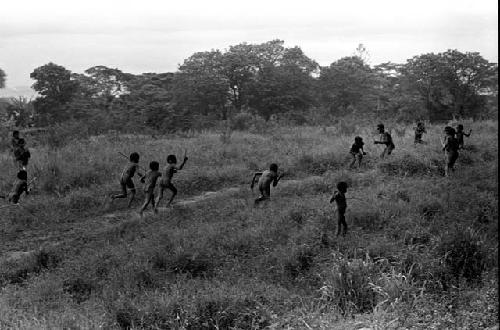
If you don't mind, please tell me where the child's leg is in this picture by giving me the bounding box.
[112,182,128,200]
[255,186,267,205]
[154,186,165,210]
[127,189,136,208]
[336,213,342,236]
[381,147,387,159]
[349,154,356,168]
[357,154,362,168]
[166,184,178,206]
[151,193,157,213]
[139,192,153,215]
[340,213,347,236]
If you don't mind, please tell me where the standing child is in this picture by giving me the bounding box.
[374,124,395,158]
[251,163,284,205]
[329,181,348,237]
[456,124,472,149]
[139,161,161,216]
[0,170,29,204]
[155,154,188,211]
[441,126,459,177]
[349,136,366,169]
[10,130,21,154]
[414,122,427,144]
[111,152,144,208]
[13,138,30,170]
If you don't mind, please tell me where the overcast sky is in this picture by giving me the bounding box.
[0,0,497,88]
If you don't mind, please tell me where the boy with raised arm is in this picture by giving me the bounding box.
[155,154,188,211]
[251,163,284,205]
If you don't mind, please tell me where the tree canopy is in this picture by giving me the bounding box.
[21,43,497,130]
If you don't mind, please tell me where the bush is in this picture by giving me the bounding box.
[0,248,61,285]
[294,153,343,175]
[191,296,272,329]
[230,112,254,131]
[378,155,439,176]
[319,254,379,315]
[436,227,488,287]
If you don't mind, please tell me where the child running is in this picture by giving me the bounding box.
[13,138,30,170]
[456,124,472,149]
[111,152,144,207]
[329,181,348,237]
[139,161,161,216]
[250,163,284,205]
[441,126,460,177]
[0,170,29,204]
[155,154,188,211]
[349,136,366,169]
[414,122,427,144]
[10,130,21,154]
[374,124,395,158]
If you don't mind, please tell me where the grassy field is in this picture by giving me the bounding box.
[0,120,497,329]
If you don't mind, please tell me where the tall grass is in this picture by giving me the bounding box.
[0,119,497,328]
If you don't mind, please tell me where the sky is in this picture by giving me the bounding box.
[0,0,498,89]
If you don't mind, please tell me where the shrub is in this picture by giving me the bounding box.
[350,209,383,231]
[283,244,317,279]
[418,201,443,221]
[63,277,93,303]
[191,297,272,329]
[230,112,254,131]
[319,254,379,315]
[0,248,60,285]
[294,153,343,175]
[378,155,438,176]
[435,227,488,287]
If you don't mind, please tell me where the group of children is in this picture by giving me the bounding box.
[1,121,473,236]
[109,152,188,216]
[0,131,32,205]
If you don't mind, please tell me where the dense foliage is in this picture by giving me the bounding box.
[1,41,498,131]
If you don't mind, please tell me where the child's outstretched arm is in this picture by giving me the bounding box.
[178,156,188,170]
[329,194,336,203]
[273,172,285,187]
[250,172,262,190]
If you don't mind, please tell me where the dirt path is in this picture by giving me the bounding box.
[1,176,322,263]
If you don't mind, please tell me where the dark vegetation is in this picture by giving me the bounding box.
[0,41,497,138]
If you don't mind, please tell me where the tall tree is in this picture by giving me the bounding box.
[249,43,318,120]
[0,68,5,88]
[319,56,377,116]
[401,50,497,120]
[172,50,230,120]
[30,63,79,124]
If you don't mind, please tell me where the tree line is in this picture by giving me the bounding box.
[0,40,498,131]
